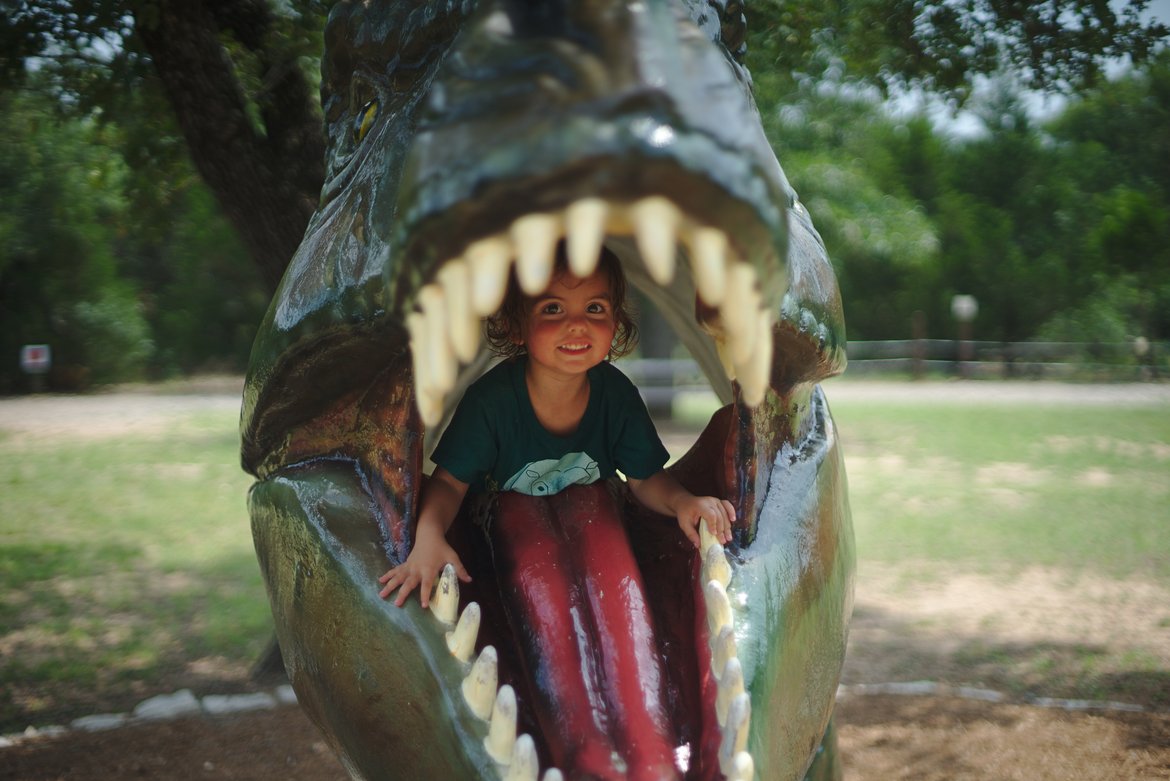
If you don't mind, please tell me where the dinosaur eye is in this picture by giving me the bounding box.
[352,99,379,145]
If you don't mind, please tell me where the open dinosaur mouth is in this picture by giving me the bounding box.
[407,196,775,425]
[390,191,776,781]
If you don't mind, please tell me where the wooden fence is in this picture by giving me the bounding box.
[618,339,1166,407]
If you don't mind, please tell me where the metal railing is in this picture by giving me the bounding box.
[618,339,1166,407]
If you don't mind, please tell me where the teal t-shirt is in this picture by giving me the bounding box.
[432,358,669,496]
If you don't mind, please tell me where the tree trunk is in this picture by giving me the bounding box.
[134,0,324,291]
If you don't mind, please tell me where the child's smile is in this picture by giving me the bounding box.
[522,268,617,379]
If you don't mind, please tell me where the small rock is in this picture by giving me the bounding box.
[275,684,298,705]
[202,692,277,716]
[134,689,201,721]
[72,713,129,732]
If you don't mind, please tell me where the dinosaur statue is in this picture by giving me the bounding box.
[241,1,853,779]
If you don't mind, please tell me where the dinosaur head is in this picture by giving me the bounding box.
[242,2,852,779]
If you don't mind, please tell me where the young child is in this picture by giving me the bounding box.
[379,244,734,778]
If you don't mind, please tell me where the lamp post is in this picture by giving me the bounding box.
[951,295,978,379]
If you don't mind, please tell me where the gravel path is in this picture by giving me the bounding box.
[2,377,1166,440]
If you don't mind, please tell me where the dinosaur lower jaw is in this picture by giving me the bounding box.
[414,420,751,781]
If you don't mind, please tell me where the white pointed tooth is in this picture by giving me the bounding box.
[691,227,728,306]
[711,625,737,684]
[417,390,443,427]
[407,311,430,391]
[429,562,460,625]
[541,770,564,781]
[721,263,760,366]
[703,543,731,589]
[461,645,498,721]
[736,309,773,408]
[408,312,443,427]
[632,196,680,285]
[419,284,457,393]
[698,520,718,557]
[716,339,737,381]
[729,751,755,781]
[719,692,751,774]
[716,657,744,726]
[565,198,608,278]
[446,601,481,663]
[484,684,518,764]
[704,579,733,635]
[466,236,513,316]
[504,734,539,781]
[438,260,480,363]
[512,213,560,295]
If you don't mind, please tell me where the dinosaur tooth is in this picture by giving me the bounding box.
[689,226,728,306]
[710,624,737,684]
[704,579,733,635]
[446,601,481,663]
[485,684,518,764]
[728,751,755,781]
[462,645,498,721]
[407,311,444,426]
[632,196,680,285]
[505,734,539,781]
[466,235,513,316]
[702,542,731,589]
[698,520,719,554]
[721,263,760,366]
[719,692,751,774]
[737,307,774,407]
[565,198,607,278]
[512,213,560,295]
[430,562,460,625]
[715,656,744,727]
[540,769,564,781]
[419,284,457,394]
[437,260,480,363]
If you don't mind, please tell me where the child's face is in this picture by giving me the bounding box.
[519,268,617,379]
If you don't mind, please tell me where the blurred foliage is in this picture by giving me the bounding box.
[751,29,1170,344]
[748,0,1168,103]
[0,1,1168,389]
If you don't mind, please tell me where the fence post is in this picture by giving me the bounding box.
[911,311,926,380]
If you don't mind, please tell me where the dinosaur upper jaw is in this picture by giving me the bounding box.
[401,193,784,430]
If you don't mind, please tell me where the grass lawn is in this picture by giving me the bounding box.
[0,407,268,732]
[2,383,1168,731]
[831,399,1170,581]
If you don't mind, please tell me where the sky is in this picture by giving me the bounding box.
[893,0,1170,137]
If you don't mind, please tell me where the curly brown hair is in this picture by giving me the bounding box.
[484,243,638,361]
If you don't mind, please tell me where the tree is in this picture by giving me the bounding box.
[0,87,153,391]
[5,0,1165,290]
[3,0,329,292]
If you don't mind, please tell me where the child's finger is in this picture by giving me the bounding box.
[392,577,416,607]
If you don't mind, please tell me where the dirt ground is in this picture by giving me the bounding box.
[3,380,1169,779]
[4,694,1168,781]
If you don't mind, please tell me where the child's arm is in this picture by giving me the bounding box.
[377,467,471,608]
[626,470,735,549]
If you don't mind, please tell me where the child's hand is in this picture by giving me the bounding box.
[675,495,736,549]
[378,525,470,608]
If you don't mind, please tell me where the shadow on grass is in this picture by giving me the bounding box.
[844,601,1170,742]
[0,546,274,734]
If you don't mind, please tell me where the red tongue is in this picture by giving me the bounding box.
[490,484,682,780]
